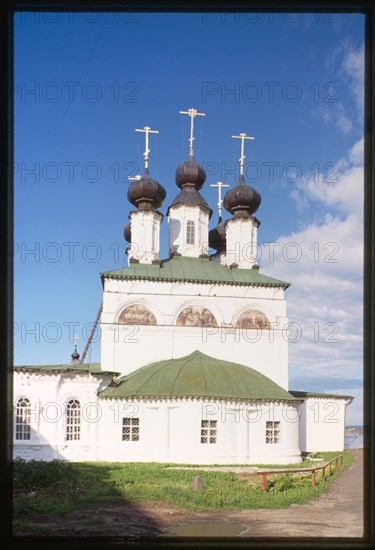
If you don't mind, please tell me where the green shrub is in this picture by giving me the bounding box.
[13,458,79,493]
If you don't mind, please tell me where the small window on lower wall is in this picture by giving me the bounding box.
[201,420,217,444]
[266,421,280,444]
[122,418,139,441]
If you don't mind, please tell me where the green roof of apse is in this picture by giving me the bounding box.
[101,256,290,288]
[99,350,297,401]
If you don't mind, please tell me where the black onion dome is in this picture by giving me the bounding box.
[175,153,206,190]
[209,217,226,253]
[167,187,213,218]
[124,222,131,243]
[127,169,166,210]
[223,174,261,218]
[71,347,80,362]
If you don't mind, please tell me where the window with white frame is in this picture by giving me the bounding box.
[265,421,280,444]
[66,399,81,441]
[201,419,217,444]
[122,417,139,441]
[15,397,31,440]
[186,220,195,244]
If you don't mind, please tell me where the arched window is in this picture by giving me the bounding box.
[66,399,81,441]
[15,397,31,440]
[186,221,195,244]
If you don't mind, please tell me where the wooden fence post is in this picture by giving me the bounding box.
[322,466,326,481]
[261,473,267,492]
[312,470,316,487]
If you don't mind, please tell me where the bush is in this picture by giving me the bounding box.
[13,458,79,493]
[267,472,314,493]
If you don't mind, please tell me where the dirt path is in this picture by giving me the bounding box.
[165,449,364,538]
[16,450,363,538]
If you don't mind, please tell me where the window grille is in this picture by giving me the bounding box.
[15,397,31,440]
[66,399,81,441]
[122,417,140,441]
[265,421,280,444]
[201,419,217,444]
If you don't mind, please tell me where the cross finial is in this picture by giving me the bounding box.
[135,126,159,170]
[179,108,206,155]
[232,132,255,176]
[210,181,229,219]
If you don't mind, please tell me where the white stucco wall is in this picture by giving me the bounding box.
[225,216,259,268]
[168,204,210,257]
[98,398,301,465]
[14,368,301,465]
[128,209,162,264]
[13,370,111,462]
[101,278,289,389]
[297,396,351,452]
[14,370,350,463]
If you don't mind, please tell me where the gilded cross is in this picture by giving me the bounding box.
[179,108,206,155]
[135,126,159,170]
[232,132,255,176]
[210,181,229,219]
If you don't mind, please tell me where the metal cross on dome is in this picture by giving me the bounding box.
[210,181,229,219]
[135,126,159,170]
[179,108,206,155]
[232,132,255,177]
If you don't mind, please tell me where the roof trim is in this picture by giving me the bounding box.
[290,390,354,402]
[100,256,290,289]
[13,363,120,376]
[102,273,288,288]
[99,394,303,403]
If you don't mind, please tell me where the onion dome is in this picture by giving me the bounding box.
[223,174,261,218]
[175,153,206,190]
[127,169,166,211]
[168,187,212,217]
[209,217,226,253]
[124,222,131,243]
[168,153,212,217]
[71,345,80,363]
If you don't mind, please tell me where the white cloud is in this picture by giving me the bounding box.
[312,102,352,134]
[312,40,364,134]
[340,43,364,113]
[290,136,363,217]
[348,136,364,165]
[260,137,363,420]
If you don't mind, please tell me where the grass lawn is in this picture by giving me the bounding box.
[13,450,355,521]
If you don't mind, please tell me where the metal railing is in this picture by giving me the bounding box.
[257,455,343,492]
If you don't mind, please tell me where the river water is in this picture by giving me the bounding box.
[345,430,363,449]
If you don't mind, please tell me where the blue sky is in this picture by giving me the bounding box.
[14,11,364,424]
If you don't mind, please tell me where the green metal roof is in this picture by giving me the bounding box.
[99,350,297,401]
[101,256,290,288]
[14,362,118,375]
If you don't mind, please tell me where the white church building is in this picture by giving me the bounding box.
[14,110,353,465]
